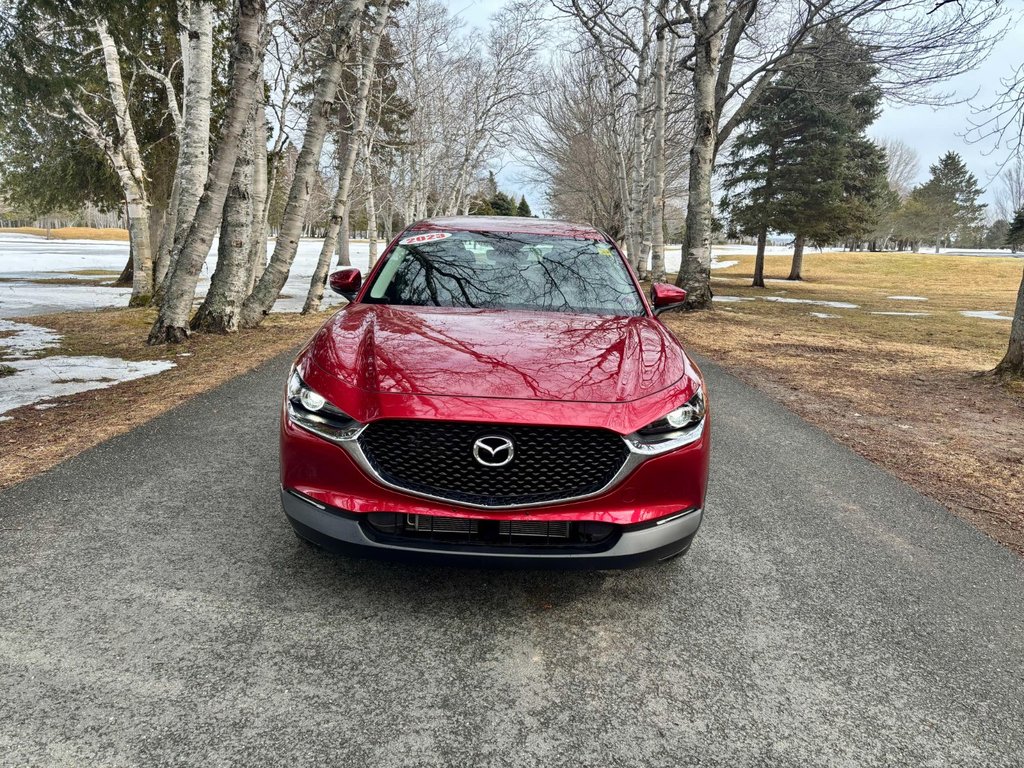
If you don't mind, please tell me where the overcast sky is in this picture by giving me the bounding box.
[869,3,1024,211]
[459,0,1024,216]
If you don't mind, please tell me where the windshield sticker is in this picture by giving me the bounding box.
[597,244,614,257]
[400,232,452,246]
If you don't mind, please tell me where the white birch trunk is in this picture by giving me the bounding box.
[239,0,367,328]
[155,1,214,296]
[365,146,379,267]
[628,8,651,275]
[247,104,270,293]
[148,0,267,344]
[996,268,1024,377]
[191,101,258,333]
[675,0,725,308]
[95,20,154,305]
[649,4,668,283]
[304,0,391,314]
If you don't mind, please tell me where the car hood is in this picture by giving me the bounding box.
[307,304,687,403]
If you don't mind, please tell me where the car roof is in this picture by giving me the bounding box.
[407,216,609,241]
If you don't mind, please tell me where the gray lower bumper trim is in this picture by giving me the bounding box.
[281,489,702,567]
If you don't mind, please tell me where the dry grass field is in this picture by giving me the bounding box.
[0,309,327,490]
[0,226,130,241]
[666,250,1024,554]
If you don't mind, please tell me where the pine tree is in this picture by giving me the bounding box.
[517,196,532,217]
[722,23,884,284]
[910,152,986,252]
[1007,208,1024,253]
[490,191,517,216]
[983,219,1010,250]
[484,171,499,198]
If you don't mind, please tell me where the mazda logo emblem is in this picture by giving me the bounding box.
[472,435,514,467]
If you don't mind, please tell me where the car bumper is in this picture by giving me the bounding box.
[282,488,703,569]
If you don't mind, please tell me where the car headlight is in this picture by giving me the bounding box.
[637,388,706,437]
[286,370,362,442]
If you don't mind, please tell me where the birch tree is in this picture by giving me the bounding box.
[519,18,690,253]
[148,0,268,344]
[237,0,367,328]
[971,59,1024,378]
[190,94,261,333]
[520,49,628,237]
[649,0,670,281]
[556,0,655,269]
[374,0,539,228]
[303,0,393,314]
[673,0,1004,308]
[153,0,214,297]
[878,138,920,200]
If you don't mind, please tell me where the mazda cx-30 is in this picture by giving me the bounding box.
[280,216,710,568]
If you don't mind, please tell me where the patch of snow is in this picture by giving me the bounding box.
[703,244,794,257]
[809,312,839,319]
[0,281,132,318]
[0,271,116,281]
[887,295,928,301]
[0,319,62,357]
[762,296,859,309]
[0,356,176,415]
[0,235,132,272]
[961,310,1013,321]
[870,311,931,317]
[712,295,755,303]
[709,259,739,270]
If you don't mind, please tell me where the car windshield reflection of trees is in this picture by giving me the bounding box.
[367,233,644,316]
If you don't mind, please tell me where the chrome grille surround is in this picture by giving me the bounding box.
[292,411,705,510]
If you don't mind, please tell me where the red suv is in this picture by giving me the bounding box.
[281,217,710,568]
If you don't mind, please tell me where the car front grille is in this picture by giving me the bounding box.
[357,420,630,507]
[365,512,617,549]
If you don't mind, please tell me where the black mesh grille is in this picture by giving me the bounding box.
[358,420,629,507]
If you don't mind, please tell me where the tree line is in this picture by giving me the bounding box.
[0,0,1020,376]
[0,0,540,339]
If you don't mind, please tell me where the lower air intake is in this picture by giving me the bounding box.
[365,513,616,549]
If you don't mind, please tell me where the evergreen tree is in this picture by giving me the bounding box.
[910,152,986,252]
[722,23,884,285]
[468,198,495,216]
[484,171,499,198]
[721,95,786,286]
[489,191,518,216]
[0,0,203,208]
[983,219,1010,250]
[517,196,532,217]
[1007,208,1024,253]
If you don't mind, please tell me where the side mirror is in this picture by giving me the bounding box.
[329,268,361,301]
[651,283,687,316]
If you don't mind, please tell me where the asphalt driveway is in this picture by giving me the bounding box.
[1,350,1023,767]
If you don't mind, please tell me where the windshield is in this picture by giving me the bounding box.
[364,231,645,316]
